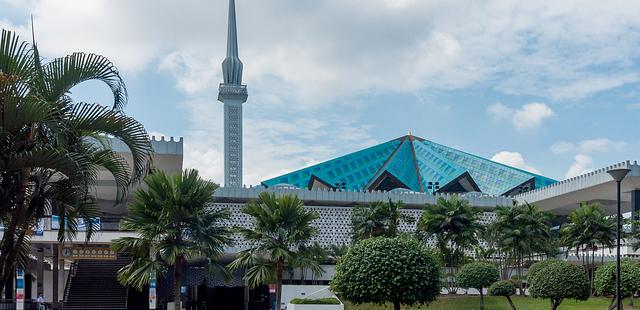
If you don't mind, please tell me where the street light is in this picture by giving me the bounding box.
[607,167,631,310]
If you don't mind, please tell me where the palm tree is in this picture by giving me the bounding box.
[351,199,413,241]
[327,244,350,265]
[561,202,615,294]
[292,243,327,284]
[417,195,484,294]
[229,192,319,310]
[112,169,232,309]
[0,29,152,289]
[491,202,552,295]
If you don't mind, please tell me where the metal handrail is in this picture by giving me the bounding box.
[62,260,78,302]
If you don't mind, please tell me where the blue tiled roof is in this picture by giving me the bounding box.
[261,135,556,196]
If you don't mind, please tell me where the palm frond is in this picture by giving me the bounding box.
[42,52,127,110]
[68,102,152,183]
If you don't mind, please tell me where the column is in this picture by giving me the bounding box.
[58,255,64,305]
[632,190,640,232]
[52,244,59,309]
[37,247,44,297]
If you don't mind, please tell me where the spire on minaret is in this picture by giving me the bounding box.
[218,0,247,188]
[222,0,243,85]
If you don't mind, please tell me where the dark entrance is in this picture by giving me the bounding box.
[196,284,244,310]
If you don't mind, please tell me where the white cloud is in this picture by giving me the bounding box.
[626,103,640,110]
[487,102,555,130]
[2,0,640,106]
[549,141,575,154]
[491,151,541,174]
[179,97,378,186]
[550,138,626,154]
[565,154,594,179]
[551,138,627,180]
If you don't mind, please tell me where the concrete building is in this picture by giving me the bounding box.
[2,136,183,309]
[3,0,639,309]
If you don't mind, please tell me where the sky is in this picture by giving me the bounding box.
[2,0,640,186]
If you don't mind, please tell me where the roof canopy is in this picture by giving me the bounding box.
[261,135,556,196]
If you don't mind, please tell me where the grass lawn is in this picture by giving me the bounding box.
[344,296,639,309]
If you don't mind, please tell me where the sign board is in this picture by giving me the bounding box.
[149,274,157,309]
[33,218,45,236]
[61,245,117,260]
[16,269,24,310]
[52,216,101,231]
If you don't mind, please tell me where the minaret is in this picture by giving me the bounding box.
[218,0,247,188]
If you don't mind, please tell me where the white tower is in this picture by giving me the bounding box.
[218,0,247,188]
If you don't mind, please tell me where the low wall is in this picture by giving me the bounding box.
[288,304,344,310]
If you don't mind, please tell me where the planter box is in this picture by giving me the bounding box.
[288,304,344,310]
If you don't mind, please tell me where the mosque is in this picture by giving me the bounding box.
[4,0,640,310]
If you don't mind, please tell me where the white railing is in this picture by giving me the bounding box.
[215,186,514,208]
[515,160,640,203]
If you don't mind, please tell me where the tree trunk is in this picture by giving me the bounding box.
[479,289,485,310]
[506,296,517,310]
[174,256,184,310]
[517,253,524,296]
[590,248,595,296]
[0,218,30,293]
[608,295,617,310]
[393,300,401,310]
[276,259,284,310]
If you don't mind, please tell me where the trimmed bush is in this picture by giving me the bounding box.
[489,280,517,310]
[528,260,589,310]
[290,298,341,305]
[526,258,559,282]
[457,262,500,310]
[331,237,440,310]
[594,259,640,308]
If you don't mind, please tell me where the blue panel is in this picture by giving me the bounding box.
[376,139,422,191]
[261,135,557,196]
[421,140,556,195]
[412,141,467,191]
[261,138,402,190]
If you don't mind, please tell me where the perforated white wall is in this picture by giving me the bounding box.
[213,203,497,251]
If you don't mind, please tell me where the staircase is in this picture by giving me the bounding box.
[63,257,130,310]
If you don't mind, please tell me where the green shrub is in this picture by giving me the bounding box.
[489,280,517,310]
[290,298,341,305]
[526,258,559,282]
[594,259,640,299]
[528,260,589,310]
[331,237,440,310]
[457,262,500,310]
[489,280,516,297]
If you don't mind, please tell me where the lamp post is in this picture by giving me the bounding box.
[607,167,631,310]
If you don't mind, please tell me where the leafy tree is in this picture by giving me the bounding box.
[417,195,483,293]
[0,29,152,289]
[528,260,589,310]
[491,203,552,295]
[457,261,500,310]
[331,237,440,310]
[291,243,327,284]
[594,259,640,309]
[327,244,349,264]
[561,202,616,294]
[526,258,559,283]
[489,280,517,310]
[351,199,413,241]
[229,192,319,310]
[112,169,232,309]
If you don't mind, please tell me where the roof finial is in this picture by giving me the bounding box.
[30,14,36,45]
[408,129,412,136]
[222,0,243,85]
